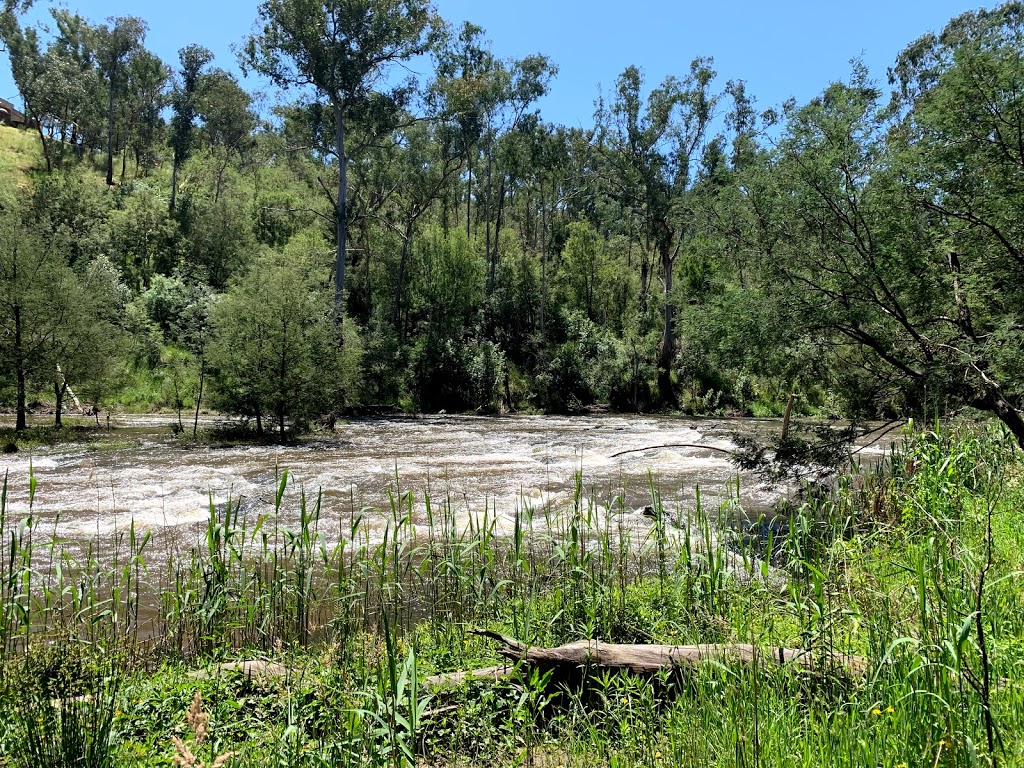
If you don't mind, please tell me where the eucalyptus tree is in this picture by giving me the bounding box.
[242,0,441,322]
[379,121,462,337]
[169,44,213,211]
[428,21,499,237]
[479,54,556,297]
[197,69,256,202]
[1,10,104,169]
[596,60,717,404]
[95,16,147,186]
[118,48,168,180]
[516,121,572,342]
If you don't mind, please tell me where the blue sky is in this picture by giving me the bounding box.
[0,1,995,126]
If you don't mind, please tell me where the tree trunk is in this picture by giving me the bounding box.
[278,317,288,441]
[657,241,677,407]
[484,131,494,295]
[14,302,26,432]
[215,158,227,204]
[169,158,179,212]
[393,220,414,338]
[106,75,116,187]
[192,356,205,438]
[979,384,1024,451]
[54,379,64,429]
[334,100,348,324]
[489,174,507,295]
[539,183,547,343]
[444,630,869,684]
[255,405,263,436]
[33,115,52,173]
[465,150,472,238]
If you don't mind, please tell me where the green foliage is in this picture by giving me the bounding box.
[108,183,180,290]
[534,312,612,412]
[207,238,351,436]
[1,0,1024,433]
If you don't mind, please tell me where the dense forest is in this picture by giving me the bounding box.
[0,0,1022,446]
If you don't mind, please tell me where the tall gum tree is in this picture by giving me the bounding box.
[596,61,717,406]
[242,0,440,323]
[169,44,213,211]
[96,16,146,187]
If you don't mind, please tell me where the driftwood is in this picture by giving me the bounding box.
[468,629,868,679]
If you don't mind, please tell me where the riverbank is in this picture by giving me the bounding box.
[1,423,1022,766]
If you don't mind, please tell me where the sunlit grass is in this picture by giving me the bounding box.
[0,125,42,186]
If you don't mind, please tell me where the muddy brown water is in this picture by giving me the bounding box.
[0,414,893,556]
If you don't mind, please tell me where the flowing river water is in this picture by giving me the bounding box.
[0,414,892,555]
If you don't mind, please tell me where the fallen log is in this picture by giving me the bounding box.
[469,629,868,678]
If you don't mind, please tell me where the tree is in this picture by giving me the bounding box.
[208,237,357,438]
[242,0,440,322]
[118,47,167,180]
[47,256,125,427]
[197,69,256,202]
[1,10,106,171]
[428,22,495,237]
[0,194,98,430]
[95,16,147,187]
[744,50,1024,448]
[478,54,556,298]
[557,221,602,320]
[169,44,213,211]
[888,2,1024,446]
[596,61,717,405]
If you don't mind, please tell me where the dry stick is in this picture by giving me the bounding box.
[612,419,908,462]
[610,444,736,459]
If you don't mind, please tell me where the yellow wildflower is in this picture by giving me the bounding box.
[654,752,663,761]
[871,707,882,716]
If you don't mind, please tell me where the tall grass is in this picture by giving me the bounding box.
[1,422,1022,766]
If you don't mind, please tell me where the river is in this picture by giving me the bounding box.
[0,413,891,548]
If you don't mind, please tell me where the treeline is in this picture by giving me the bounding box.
[0,0,1022,446]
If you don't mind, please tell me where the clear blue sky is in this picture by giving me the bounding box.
[0,1,996,126]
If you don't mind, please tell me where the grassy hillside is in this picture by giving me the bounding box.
[0,125,41,188]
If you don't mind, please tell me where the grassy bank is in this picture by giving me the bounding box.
[1,424,1022,766]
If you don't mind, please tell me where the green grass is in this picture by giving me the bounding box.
[0,125,43,187]
[1,424,1022,766]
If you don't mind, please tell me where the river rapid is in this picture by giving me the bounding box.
[1,414,889,551]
